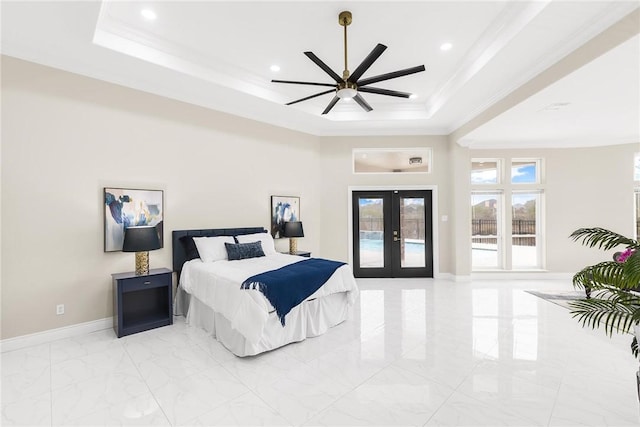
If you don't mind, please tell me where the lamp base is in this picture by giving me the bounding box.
[289,238,297,255]
[134,251,149,275]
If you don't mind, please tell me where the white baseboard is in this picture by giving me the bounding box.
[471,271,574,280]
[1,317,113,353]
[435,273,472,282]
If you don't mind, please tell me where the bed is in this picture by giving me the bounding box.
[172,227,359,357]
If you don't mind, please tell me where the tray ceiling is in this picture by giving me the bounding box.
[1,1,638,148]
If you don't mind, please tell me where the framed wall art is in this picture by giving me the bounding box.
[104,187,164,252]
[271,195,300,238]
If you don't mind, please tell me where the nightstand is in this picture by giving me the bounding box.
[281,251,311,258]
[112,268,173,338]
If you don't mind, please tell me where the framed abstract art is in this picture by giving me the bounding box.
[104,187,164,252]
[271,195,300,238]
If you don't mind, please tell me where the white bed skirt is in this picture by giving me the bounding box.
[175,286,350,357]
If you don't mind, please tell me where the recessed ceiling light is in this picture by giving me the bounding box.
[409,94,418,99]
[270,65,280,72]
[140,9,157,21]
[440,42,453,51]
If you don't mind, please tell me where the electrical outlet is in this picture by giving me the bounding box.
[56,304,64,315]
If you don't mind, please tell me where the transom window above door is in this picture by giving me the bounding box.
[353,148,432,174]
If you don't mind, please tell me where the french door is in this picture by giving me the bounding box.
[352,190,433,278]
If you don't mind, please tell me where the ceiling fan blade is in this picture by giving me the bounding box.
[357,65,426,87]
[347,43,387,83]
[353,94,373,112]
[321,96,340,115]
[358,87,411,98]
[272,80,337,88]
[286,89,336,106]
[304,52,343,83]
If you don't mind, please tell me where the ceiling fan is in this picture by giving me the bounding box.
[272,11,426,115]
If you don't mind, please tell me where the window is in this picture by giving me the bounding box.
[471,158,544,270]
[353,148,432,174]
[512,191,542,268]
[471,159,501,184]
[511,159,539,184]
[471,192,503,269]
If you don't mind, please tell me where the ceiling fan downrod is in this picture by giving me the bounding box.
[339,11,352,82]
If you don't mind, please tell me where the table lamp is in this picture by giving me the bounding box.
[122,225,161,275]
[283,221,304,254]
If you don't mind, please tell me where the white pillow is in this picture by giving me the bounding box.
[193,236,236,262]
[236,232,277,255]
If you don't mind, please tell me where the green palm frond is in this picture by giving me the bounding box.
[572,261,635,290]
[623,251,640,285]
[568,297,640,336]
[570,227,640,359]
[569,227,639,251]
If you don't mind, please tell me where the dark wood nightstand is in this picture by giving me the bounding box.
[280,251,311,258]
[112,268,173,338]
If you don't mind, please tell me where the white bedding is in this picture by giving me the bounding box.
[179,253,358,344]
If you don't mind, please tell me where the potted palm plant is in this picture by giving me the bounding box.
[569,227,640,399]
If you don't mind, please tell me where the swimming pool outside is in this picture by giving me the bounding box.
[358,238,425,268]
[359,238,425,254]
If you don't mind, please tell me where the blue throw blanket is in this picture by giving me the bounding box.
[240,258,346,326]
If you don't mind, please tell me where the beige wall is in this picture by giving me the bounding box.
[317,135,453,274]
[449,141,472,277]
[1,56,638,340]
[1,57,321,339]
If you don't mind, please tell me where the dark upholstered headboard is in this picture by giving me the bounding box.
[172,227,267,276]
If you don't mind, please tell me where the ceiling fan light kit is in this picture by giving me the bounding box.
[337,83,357,99]
[272,11,425,115]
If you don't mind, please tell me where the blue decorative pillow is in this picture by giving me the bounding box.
[179,236,200,261]
[225,241,265,261]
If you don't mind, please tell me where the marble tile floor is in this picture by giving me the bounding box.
[2,278,639,426]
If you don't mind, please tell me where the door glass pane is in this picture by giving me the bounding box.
[471,193,501,268]
[512,193,538,268]
[400,197,425,268]
[358,198,384,268]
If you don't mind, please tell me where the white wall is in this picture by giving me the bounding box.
[1,57,321,339]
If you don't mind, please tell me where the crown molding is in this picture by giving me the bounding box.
[425,1,552,120]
